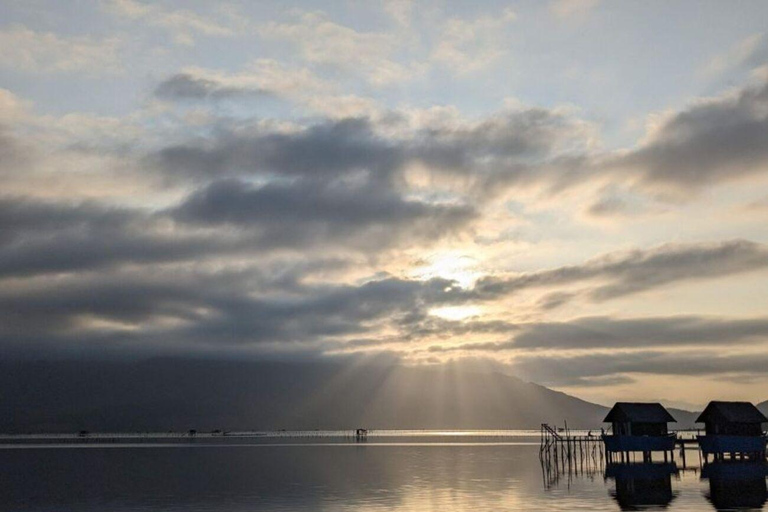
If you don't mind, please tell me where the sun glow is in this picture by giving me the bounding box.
[429,305,483,321]
[411,251,481,288]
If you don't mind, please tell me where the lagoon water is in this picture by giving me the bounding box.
[1,431,766,511]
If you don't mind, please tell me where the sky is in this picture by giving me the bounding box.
[2,0,768,410]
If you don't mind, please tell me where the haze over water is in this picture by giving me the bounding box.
[2,432,765,511]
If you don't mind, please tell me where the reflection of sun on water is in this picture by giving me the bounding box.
[429,305,482,321]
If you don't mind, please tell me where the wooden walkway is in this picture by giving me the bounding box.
[539,424,604,473]
[540,424,767,470]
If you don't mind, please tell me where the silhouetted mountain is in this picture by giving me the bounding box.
[0,358,696,433]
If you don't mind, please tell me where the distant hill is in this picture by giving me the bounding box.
[667,408,699,430]
[758,400,768,418]
[0,358,698,433]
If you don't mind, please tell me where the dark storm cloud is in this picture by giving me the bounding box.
[150,107,586,193]
[0,269,467,357]
[0,174,473,278]
[0,197,239,277]
[475,239,768,302]
[172,276,463,347]
[0,262,366,345]
[154,73,273,100]
[615,81,768,188]
[170,178,475,246]
[152,117,403,182]
[0,277,205,335]
[509,350,768,387]
[409,107,584,173]
[425,314,768,354]
[0,197,135,243]
[512,315,768,349]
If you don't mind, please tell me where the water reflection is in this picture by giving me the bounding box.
[0,435,765,511]
[702,462,768,510]
[605,463,678,510]
[0,440,547,511]
[543,446,768,512]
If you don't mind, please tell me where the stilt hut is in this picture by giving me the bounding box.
[696,401,767,462]
[602,402,677,463]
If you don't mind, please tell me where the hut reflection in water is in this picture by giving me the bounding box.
[702,462,768,510]
[605,462,678,510]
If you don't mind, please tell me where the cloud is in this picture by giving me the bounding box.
[701,32,766,78]
[510,350,768,387]
[0,267,463,357]
[536,291,577,310]
[170,178,475,250]
[152,61,375,116]
[426,314,768,355]
[0,166,473,278]
[0,124,34,175]
[614,81,768,190]
[0,88,29,122]
[475,239,768,302]
[152,117,404,182]
[431,8,517,72]
[259,10,423,86]
[586,195,630,217]
[0,24,122,73]
[155,60,332,100]
[0,197,232,278]
[147,76,768,214]
[104,0,243,45]
[150,106,592,198]
[154,73,273,100]
[2,198,768,375]
[513,315,768,349]
[383,0,414,26]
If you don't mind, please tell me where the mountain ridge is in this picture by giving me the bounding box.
[0,358,755,433]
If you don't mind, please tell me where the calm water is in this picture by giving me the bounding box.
[1,432,766,511]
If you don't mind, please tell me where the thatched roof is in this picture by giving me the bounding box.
[604,402,676,423]
[696,401,768,424]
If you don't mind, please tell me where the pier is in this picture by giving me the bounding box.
[540,399,767,471]
[539,423,605,484]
